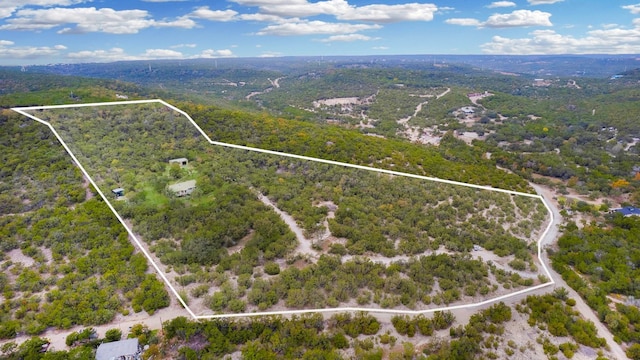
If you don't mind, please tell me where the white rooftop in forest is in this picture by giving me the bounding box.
[95,338,139,360]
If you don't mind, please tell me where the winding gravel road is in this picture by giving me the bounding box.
[531,183,627,359]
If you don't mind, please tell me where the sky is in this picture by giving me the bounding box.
[0,0,639,65]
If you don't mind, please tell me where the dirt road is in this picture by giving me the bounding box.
[531,183,627,359]
[268,77,285,88]
[0,299,186,352]
[256,192,314,257]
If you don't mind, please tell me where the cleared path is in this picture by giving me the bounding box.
[531,184,627,359]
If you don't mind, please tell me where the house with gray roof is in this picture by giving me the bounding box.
[168,180,196,197]
[95,338,140,360]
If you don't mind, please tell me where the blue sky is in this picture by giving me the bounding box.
[0,0,639,65]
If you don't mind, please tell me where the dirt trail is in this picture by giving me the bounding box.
[531,183,627,360]
[397,99,429,125]
[0,301,185,352]
[397,88,450,142]
[436,87,450,99]
[255,192,314,257]
[397,88,450,126]
[246,77,285,99]
[268,77,285,88]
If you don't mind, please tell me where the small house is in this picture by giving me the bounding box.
[168,180,196,197]
[95,338,140,360]
[614,207,640,217]
[112,188,125,198]
[169,158,189,167]
[460,106,475,114]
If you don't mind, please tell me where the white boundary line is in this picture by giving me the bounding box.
[11,99,555,320]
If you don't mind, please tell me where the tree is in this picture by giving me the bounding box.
[627,343,640,360]
[264,262,280,275]
[104,328,122,342]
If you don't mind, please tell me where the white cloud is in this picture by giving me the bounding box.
[0,7,196,34]
[445,18,482,26]
[487,1,516,8]
[372,46,388,50]
[141,49,183,58]
[258,51,283,57]
[197,49,234,58]
[67,47,191,62]
[318,34,379,42]
[527,0,563,4]
[482,25,640,54]
[447,10,552,28]
[188,7,238,22]
[338,3,438,23]
[256,19,381,36]
[231,0,351,18]
[229,0,437,23]
[154,16,197,29]
[484,10,552,27]
[0,40,66,59]
[623,4,640,14]
[0,0,88,19]
[238,13,286,22]
[65,47,235,62]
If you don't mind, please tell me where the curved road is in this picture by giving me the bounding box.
[531,183,627,359]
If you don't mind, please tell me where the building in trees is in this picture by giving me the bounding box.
[111,188,125,199]
[95,338,140,360]
[168,180,196,197]
[169,158,189,167]
[613,207,640,217]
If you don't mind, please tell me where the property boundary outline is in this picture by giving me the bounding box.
[12,99,556,320]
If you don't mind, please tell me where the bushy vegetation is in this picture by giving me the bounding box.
[0,113,169,339]
[519,290,606,348]
[479,87,640,198]
[189,104,532,193]
[6,58,639,358]
[0,69,150,107]
[552,215,640,349]
[423,302,512,359]
[0,111,86,214]
[24,103,544,313]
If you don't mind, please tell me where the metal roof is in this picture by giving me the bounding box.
[168,180,196,193]
[95,338,138,360]
[616,207,640,216]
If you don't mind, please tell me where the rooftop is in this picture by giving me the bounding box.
[95,338,139,360]
[168,180,196,193]
[615,207,640,216]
